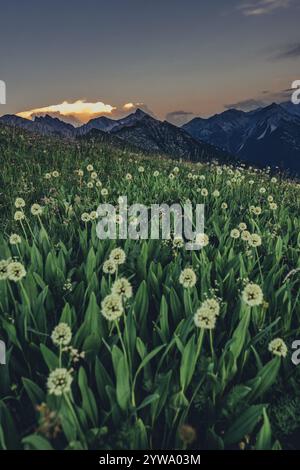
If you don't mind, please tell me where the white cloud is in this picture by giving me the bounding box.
[239,0,291,16]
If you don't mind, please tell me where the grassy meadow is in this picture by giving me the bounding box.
[0,126,300,450]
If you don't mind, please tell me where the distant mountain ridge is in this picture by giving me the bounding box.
[0,108,229,162]
[183,102,300,172]
[1,101,300,170]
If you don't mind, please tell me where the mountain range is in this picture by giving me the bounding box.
[1,102,300,171]
[183,102,300,172]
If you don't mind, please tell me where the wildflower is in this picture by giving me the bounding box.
[109,248,126,265]
[173,166,180,174]
[103,259,117,274]
[77,169,84,177]
[87,181,94,189]
[248,233,262,247]
[81,212,90,222]
[249,180,254,185]
[202,298,220,316]
[238,223,247,231]
[230,229,240,239]
[44,173,52,180]
[101,294,124,321]
[14,211,25,221]
[169,173,175,180]
[194,307,216,329]
[253,206,262,215]
[212,190,220,197]
[199,175,206,181]
[51,323,72,347]
[47,368,73,396]
[52,171,59,178]
[259,187,266,194]
[271,177,277,183]
[178,424,196,445]
[153,170,160,177]
[7,261,26,282]
[31,203,43,216]
[0,259,10,280]
[86,164,94,172]
[101,188,108,196]
[241,230,251,242]
[173,237,184,249]
[15,198,25,209]
[221,202,228,209]
[269,202,278,210]
[9,234,21,245]
[242,283,264,307]
[91,171,98,179]
[267,195,274,202]
[125,173,132,180]
[179,268,197,289]
[112,277,133,299]
[89,211,98,220]
[195,233,209,247]
[268,338,288,358]
[96,180,102,187]
[138,166,144,173]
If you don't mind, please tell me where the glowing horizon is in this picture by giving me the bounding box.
[17,99,117,123]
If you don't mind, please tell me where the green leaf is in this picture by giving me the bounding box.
[22,434,53,450]
[224,404,264,446]
[255,408,272,450]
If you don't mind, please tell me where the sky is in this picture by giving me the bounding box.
[0,0,299,125]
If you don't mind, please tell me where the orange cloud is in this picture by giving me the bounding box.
[17,99,116,123]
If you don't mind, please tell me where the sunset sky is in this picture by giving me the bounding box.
[0,0,299,125]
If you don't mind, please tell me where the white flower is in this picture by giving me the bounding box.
[47,368,73,396]
[125,173,132,180]
[109,248,126,265]
[242,283,264,307]
[259,187,266,194]
[101,294,124,321]
[201,298,220,316]
[81,212,90,222]
[44,173,52,180]
[212,190,220,197]
[112,278,133,299]
[195,233,209,247]
[89,211,98,220]
[51,323,72,347]
[7,261,26,282]
[248,233,262,247]
[268,338,288,358]
[241,230,251,241]
[103,259,117,274]
[138,166,144,173]
[87,164,94,172]
[221,202,228,209]
[230,229,240,239]
[9,234,21,245]
[194,307,216,329]
[77,169,84,177]
[269,202,278,210]
[173,237,184,248]
[91,171,98,179]
[153,171,160,177]
[179,268,197,288]
[31,203,43,216]
[87,181,94,188]
[0,259,10,280]
[14,211,25,221]
[238,223,247,231]
[101,188,108,196]
[15,198,25,208]
[201,188,208,197]
[52,171,60,178]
